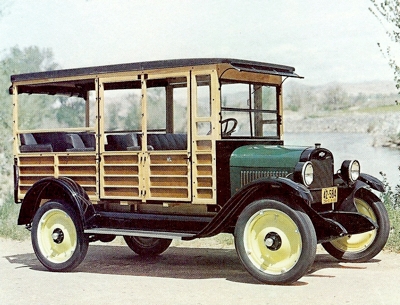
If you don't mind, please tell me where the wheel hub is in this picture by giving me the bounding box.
[264,232,282,251]
[52,228,64,244]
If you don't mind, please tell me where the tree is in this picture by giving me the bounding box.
[55,97,87,128]
[0,46,59,192]
[322,85,349,111]
[370,0,400,92]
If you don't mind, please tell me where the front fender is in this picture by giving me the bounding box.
[187,177,316,240]
[338,174,384,212]
[18,177,95,228]
[358,173,385,192]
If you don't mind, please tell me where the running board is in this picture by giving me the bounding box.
[85,228,196,240]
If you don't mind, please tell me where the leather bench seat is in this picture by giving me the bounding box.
[20,132,95,152]
[105,133,187,151]
[146,133,187,150]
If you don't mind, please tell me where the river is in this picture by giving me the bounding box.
[285,132,400,188]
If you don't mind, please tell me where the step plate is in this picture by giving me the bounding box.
[85,228,195,240]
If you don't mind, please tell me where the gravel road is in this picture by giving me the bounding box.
[1,237,399,305]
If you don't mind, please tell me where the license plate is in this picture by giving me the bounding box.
[322,187,338,204]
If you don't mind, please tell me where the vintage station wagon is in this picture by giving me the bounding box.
[10,58,389,284]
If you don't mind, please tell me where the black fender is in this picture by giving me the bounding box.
[358,173,385,192]
[338,173,384,213]
[186,177,345,241]
[18,177,96,229]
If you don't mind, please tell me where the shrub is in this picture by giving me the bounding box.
[380,170,400,252]
[0,192,29,240]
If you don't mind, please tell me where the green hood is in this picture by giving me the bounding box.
[229,145,308,194]
[230,145,307,168]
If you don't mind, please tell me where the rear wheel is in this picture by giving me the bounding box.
[123,236,172,256]
[31,201,88,271]
[234,199,317,285]
[322,192,389,262]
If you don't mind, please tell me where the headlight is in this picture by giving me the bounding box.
[294,161,314,187]
[341,160,360,183]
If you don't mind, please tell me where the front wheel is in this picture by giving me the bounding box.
[31,201,89,271]
[123,236,172,256]
[322,191,389,262]
[234,199,317,285]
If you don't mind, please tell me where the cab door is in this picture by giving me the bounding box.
[190,72,219,204]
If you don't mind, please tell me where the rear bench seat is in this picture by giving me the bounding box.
[147,133,187,150]
[20,132,187,152]
[106,133,140,151]
[105,133,187,151]
[19,132,95,153]
[19,133,53,152]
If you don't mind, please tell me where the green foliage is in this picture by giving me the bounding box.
[0,192,29,240]
[0,46,60,151]
[0,46,62,240]
[381,169,400,209]
[380,169,400,251]
[55,97,87,128]
[322,85,350,111]
[370,0,400,92]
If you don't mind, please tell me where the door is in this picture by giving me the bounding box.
[190,72,219,204]
[143,72,192,202]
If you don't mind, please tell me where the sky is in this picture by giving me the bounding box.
[0,0,396,86]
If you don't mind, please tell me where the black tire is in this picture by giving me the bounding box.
[31,201,89,271]
[234,199,317,285]
[123,236,172,256]
[322,191,390,262]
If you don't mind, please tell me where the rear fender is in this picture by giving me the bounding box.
[18,177,95,228]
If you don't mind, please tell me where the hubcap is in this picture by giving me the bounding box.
[52,228,64,244]
[243,209,302,275]
[264,232,282,250]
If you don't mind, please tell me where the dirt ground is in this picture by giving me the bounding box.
[1,236,400,305]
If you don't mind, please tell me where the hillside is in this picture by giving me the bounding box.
[283,80,400,148]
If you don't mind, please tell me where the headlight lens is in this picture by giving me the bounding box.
[341,160,360,183]
[303,162,314,186]
[295,161,314,187]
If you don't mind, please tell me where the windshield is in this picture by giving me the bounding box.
[220,82,280,138]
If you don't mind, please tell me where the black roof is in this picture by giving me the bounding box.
[10,58,302,96]
[11,58,301,82]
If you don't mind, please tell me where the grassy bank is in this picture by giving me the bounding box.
[0,192,29,241]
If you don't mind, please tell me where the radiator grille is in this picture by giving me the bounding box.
[240,170,289,187]
[310,158,334,188]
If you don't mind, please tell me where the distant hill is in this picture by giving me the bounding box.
[286,80,398,96]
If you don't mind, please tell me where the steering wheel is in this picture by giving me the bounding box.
[221,118,238,136]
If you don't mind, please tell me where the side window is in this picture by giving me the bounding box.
[195,75,212,136]
[196,75,211,117]
[103,81,142,151]
[102,77,189,151]
[220,82,278,138]
[145,76,189,150]
[104,83,142,132]
[18,92,95,130]
[146,86,166,131]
